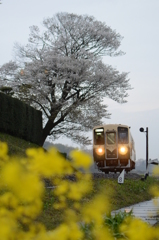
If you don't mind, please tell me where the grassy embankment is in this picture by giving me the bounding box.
[0,132,159,229]
[41,177,159,229]
[0,132,39,157]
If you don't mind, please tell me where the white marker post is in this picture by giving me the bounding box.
[118,169,125,184]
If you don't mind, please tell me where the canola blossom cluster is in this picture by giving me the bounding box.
[0,141,159,239]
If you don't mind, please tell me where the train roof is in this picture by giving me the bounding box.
[93,124,130,130]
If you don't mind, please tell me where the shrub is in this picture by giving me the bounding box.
[0,141,159,239]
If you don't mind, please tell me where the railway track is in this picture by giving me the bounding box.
[44,172,142,188]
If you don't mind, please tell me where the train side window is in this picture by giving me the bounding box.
[118,127,128,144]
[106,132,116,145]
[94,128,104,145]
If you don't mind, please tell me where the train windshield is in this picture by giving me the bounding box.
[106,132,116,145]
[118,127,128,143]
[94,128,104,145]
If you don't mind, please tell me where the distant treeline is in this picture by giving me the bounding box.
[0,92,42,145]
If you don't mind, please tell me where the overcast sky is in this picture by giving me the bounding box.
[0,0,159,160]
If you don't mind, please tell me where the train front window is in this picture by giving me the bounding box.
[94,128,104,145]
[106,132,116,145]
[118,127,128,143]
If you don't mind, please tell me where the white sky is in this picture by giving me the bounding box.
[0,0,159,160]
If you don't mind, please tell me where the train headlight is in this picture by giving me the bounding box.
[95,147,105,156]
[119,146,128,155]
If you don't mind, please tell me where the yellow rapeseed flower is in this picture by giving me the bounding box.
[150,185,159,198]
[0,141,8,162]
[0,217,18,240]
[67,180,92,200]
[1,143,159,239]
[120,218,156,240]
[54,180,69,196]
[0,192,18,209]
[69,150,92,170]
[27,148,73,177]
[152,165,159,176]
[93,225,114,240]
[82,193,110,225]
[0,160,44,203]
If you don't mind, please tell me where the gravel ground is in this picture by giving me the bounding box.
[92,172,142,180]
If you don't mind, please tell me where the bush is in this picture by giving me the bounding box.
[0,141,159,239]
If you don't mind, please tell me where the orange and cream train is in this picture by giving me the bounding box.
[93,124,136,173]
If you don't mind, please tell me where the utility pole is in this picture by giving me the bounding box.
[139,127,149,171]
[146,127,148,170]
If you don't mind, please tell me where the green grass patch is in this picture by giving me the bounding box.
[0,132,39,157]
[92,177,158,210]
[39,176,159,230]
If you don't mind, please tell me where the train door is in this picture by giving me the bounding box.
[105,131,118,159]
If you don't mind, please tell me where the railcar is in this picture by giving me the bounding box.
[93,124,136,173]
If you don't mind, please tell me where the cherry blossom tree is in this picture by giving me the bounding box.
[0,12,131,146]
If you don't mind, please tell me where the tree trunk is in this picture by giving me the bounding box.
[40,119,54,146]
